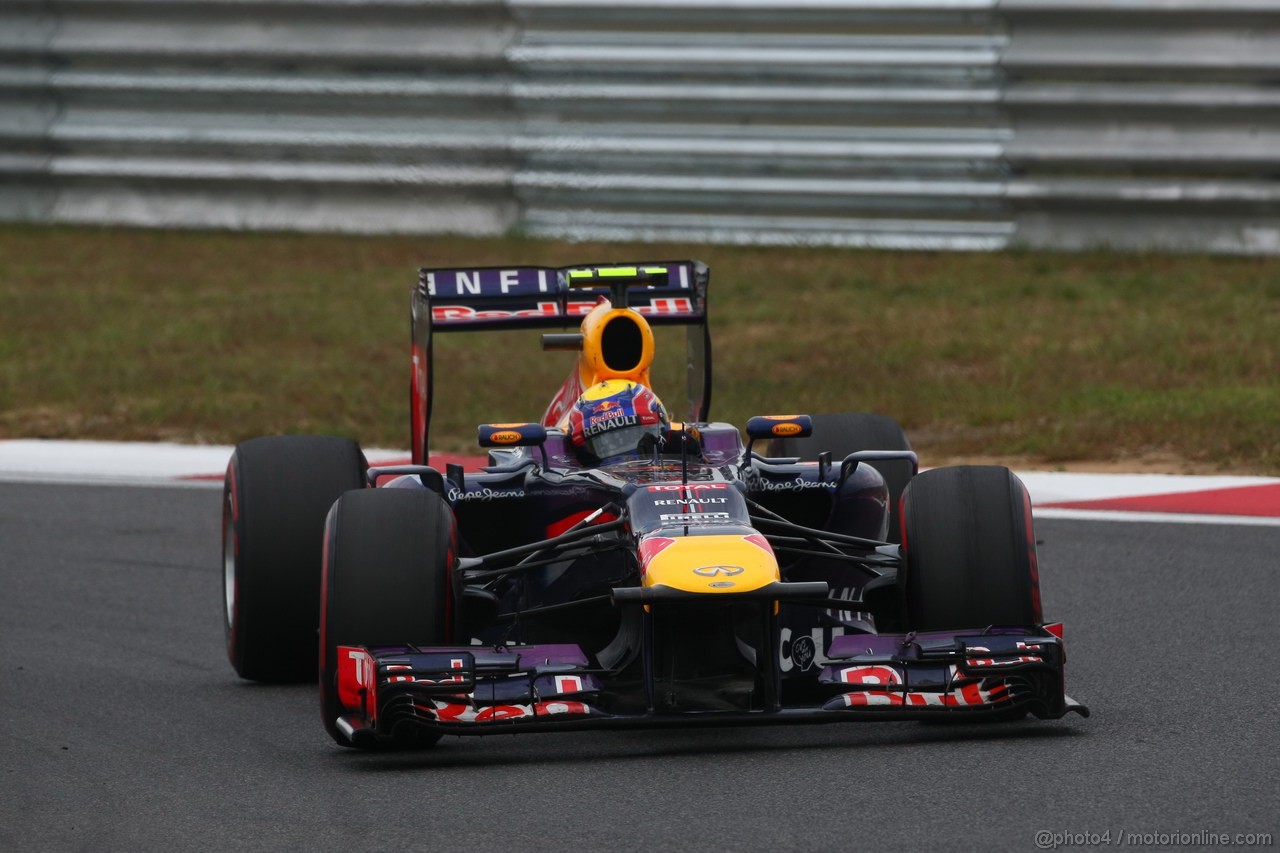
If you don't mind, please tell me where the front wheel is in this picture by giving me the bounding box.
[899,465,1042,633]
[320,488,457,748]
[223,435,366,682]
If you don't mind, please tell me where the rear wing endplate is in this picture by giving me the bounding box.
[411,261,711,463]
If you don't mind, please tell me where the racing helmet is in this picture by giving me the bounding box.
[568,380,668,465]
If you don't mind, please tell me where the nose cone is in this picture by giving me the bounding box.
[641,534,779,594]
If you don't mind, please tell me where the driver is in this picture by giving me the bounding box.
[567,379,668,465]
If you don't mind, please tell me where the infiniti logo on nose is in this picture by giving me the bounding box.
[693,565,745,577]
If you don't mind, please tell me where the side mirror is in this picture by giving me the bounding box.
[478,422,548,448]
[745,415,813,441]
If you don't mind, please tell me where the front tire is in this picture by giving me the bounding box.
[223,435,366,682]
[319,488,457,748]
[899,465,1042,633]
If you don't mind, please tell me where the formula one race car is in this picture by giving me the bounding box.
[222,261,1088,748]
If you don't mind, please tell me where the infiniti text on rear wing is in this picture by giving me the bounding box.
[421,262,707,330]
[410,261,711,463]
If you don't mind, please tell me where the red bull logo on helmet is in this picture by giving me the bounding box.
[568,380,667,454]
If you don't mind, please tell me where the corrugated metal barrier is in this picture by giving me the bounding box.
[1002,0,1280,253]
[2,0,1277,252]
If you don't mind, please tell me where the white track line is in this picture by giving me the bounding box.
[2,440,1276,525]
[1015,471,1279,503]
[1033,507,1280,528]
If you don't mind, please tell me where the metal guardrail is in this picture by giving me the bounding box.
[0,0,523,233]
[508,1,1009,249]
[1,0,1277,252]
[1001,0,1280,253]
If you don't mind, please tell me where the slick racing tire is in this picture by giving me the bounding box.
[223,435,367,682]
[320,488,456,749]
[899,466,1042,633]
[773,411,912,543]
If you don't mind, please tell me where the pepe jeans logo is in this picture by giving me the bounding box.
[447,487,525,502]
[693,565,745,577]
[749,475,836,492]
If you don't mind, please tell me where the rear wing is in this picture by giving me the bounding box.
[411,261,711,464]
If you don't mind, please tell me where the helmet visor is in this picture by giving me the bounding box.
[582,423,665,464]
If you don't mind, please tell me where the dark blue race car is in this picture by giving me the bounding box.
[222,261,1088,748]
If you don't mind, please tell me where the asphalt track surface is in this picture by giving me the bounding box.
[2,482,1277,853]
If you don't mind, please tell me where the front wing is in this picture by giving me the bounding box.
[330,629,1087,746]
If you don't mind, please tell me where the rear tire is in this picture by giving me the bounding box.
[320,488,456,748]
[899,465,1042,633]
[223,435,366,682]
[773,412,912,543]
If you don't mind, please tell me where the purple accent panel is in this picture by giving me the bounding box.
[827,633,919,659]
[409,644,588,667]
[379,652,472,670]
[827,629,1049,660]
[456,668,598,704]
[515,644,590,667]
[542,432,572,458]
[697,424,744,465]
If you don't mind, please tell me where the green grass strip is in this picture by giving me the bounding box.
[2,225,1276,473]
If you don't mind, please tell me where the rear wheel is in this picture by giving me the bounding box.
[773,412,912,543]
[899,465,1042,633]
[320,488,456,748]
[223,435,366,682]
